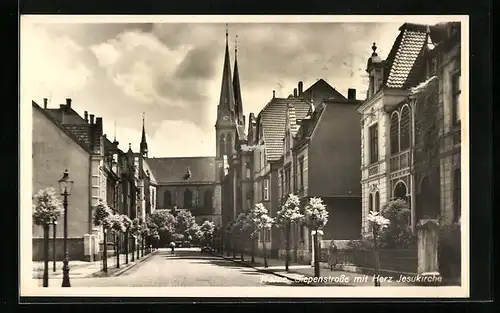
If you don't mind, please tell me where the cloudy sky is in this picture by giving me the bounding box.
[21,16,449,158]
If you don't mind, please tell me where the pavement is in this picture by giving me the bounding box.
[31,248,305,287]
[222,252,416,286]
[32,250,156,283]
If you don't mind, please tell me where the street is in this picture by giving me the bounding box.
[33,248,301,287]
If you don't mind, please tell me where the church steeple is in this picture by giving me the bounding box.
[216,23,236,125]
[233,34,244,126]
[140,112,148,158]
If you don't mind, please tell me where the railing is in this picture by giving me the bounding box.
[368,163,379,177]
[389,149,410,173]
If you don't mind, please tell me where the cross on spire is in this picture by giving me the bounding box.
[225,23,228,43]
[235,34,238,56]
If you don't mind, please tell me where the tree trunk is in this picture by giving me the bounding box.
[263,239,268,268]
[137,237,140,259]
[131,235,135,262]
[141,238,144,257]
[313,231,320,278]
[116,233,120,269]
[251,237,255,264]
[233,244,236,259]
[373,228,381,287]
[125,231,129,264]
[285,223,290,272]
[103,229,108,273]
[43,224,49,287]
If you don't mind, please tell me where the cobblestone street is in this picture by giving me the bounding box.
[32,248,302,287]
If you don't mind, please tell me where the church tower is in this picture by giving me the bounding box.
[233,35,244,127]
[215,24,238,182]
[140,113,148,158]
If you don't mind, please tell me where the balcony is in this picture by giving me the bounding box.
[389,149,410,173]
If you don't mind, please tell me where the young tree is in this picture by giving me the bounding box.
[130,218,141,261]
[379,199,414,249]
[200,220,216,247]
[230,213,249,261]
[366,210,390,286]
[302,197,329,277]
[33,187,63,287]
[146,209,176,244]
[108,213,125,268]
[93,200,113,273]
[122,215,132,263]
[175,210,198,246]
[275,194,303,271]
[250,203,273,267]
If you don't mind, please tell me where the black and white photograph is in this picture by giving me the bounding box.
[20,15,468,298]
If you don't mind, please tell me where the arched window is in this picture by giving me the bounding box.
[374,192,380,212]
[394,181,408,201]
[163,190,171,209]
[400,106,411,150]
[204,189,213,211]
[226,133,232,156]
[390,111,400,154]
[219,135,226,157]
[368,193,373,212]
[453,169,461,222]
[184,189,193,208]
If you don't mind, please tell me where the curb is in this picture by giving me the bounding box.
[86,250,158,278]
[222,256,311,286]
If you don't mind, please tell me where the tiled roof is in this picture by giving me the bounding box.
[384,23,428,89]
[146,157,216,184]
[259,98,310,161]
[32,101,91,154]
[63,124,92,150]
[286,104,299,136]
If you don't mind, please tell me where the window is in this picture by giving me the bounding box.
[453,169,461,222]
[390,112,399,154]
[204,189,213,211]
[299,158,304,189]
[400,106,411,150]
[184,189,193,208]
[285,167,291,194]
[368,194,373,212]
[163,190,171,208]
[226,133,232,156]
[152,189,155,208]
[369,123,379,164]
[263,179,269,201]
[219,135,226,157]
[452,72,461,125]
[374,192,380,212]
[293,162,297,192]
[279,170,284,198]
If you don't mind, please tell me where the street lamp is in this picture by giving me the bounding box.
[52,220,58,272]
[58,169,74,287]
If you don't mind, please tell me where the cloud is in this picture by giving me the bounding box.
[113,120,214,157]
[21,22,93,105]
[90,29,216,128]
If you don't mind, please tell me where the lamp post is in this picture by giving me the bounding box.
[52,221,58,272]
[58,169,74,288]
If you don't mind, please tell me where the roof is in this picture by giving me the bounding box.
[258,97,311,161]
[32,101,91,154]
[64,124,92,150]
[146,157,216,184]
[384,23,429,89]
[301,79,347,102]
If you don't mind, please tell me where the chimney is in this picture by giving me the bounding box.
[298,81,303,96]
[272,90,275,99]
[60,104,65,109]
[84,111,88,123]
[90,114,95,124]
[293,88,297,97]
[348,88,356,100]
[66,98,72,109]
[43,98,48,109]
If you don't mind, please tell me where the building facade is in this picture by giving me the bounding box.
[358,22,462,234]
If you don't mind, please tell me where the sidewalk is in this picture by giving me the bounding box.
[33,250,157,279]
[223,253,414,286]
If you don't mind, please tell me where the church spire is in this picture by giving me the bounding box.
[217,23,236,123]
[233,34,244,126]
[140,112,148,158]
